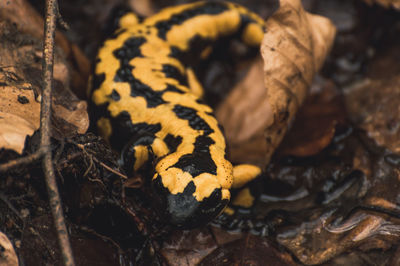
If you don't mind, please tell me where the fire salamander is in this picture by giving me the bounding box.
[90,1,265,228]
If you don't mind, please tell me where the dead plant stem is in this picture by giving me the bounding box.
[41,0,75,265]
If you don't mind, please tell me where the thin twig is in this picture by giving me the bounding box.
[78,225,124,255]
[54,0,69,30]
[98,160,128,179]
[0,150,43,172]
[0,192,23,220]
[76,143,128,179]
[41,0,75,265]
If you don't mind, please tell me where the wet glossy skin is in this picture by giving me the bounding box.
[91,1,264,227]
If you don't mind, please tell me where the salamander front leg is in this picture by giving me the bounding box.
[120,134,169,177]
[232,164,262,189]
[223,164,263,215]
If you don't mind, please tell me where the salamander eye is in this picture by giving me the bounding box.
[152,173,229,228]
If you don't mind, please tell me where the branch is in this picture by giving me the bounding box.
[0,150,43,172]
[41,0,75,265]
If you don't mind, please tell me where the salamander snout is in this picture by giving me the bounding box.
[152,172,229,228]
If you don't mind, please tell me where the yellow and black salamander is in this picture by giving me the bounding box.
[90,1,265,228]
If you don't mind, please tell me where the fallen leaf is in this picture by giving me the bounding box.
[161,229,217,266]
[0,21,41,154]
[0,86,40,154]
[345,77,400,154]
[217,0,336,166]
[198,234,296,266]
[270,130,400,264]
[278,80,347,157]
[0,232,18,266]
[0,19,88,154]
[210,226,243,246]
[216,58,269,165]
[0,0,90,99]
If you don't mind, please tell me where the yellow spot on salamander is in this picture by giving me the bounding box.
[224,206,235,216]
[166,11,241,51]
[200,46,213,59]
[186,68,204,98]
[151,138,169,158]
[157,167,193,194]
[97,117,112,142]
[193,173,221,201]
[221,188,230,201]
[242,22,265,47]
[119,13,141,28]
[133,145,149,171]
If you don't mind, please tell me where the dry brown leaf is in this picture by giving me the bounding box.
[0,21,41,154]
[345,77,400,153]
[217,58,268,165]
[0,0,90,99]
[199,234,297,266]
[217,0,336,166]
[278,81,346,157]
[0,232,18,266]
[363,0,400,9]
[52,101,89,135]
[343,20,400,154]
[0,20,89,154]
[0,0,43,40]
[0,85,40,154]
[162,229,217,266]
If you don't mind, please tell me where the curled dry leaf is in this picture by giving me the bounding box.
[217,0,336,166]
[51,60,89,137]
[363,0,400,9]
[217,58,268,165]
[0,232,18,266]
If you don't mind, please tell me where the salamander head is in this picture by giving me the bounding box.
[152,155,232,228]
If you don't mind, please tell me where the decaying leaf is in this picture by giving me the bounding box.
[343,30,400,154]
[0,17,88,154]
[199,234,296,266]
[269,129,400,265]
[0,85,40,154]
[363,0,400,9]
[0,0,90,99]
[0,21,41,154]
[0,232,18,266]
[278,80,347,157]
[217,0,336,166]
[345,77,400,154]
[216,58,268,165]
[161,229,218,266]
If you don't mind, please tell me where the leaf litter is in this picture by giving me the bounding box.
[1,0,400,265]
